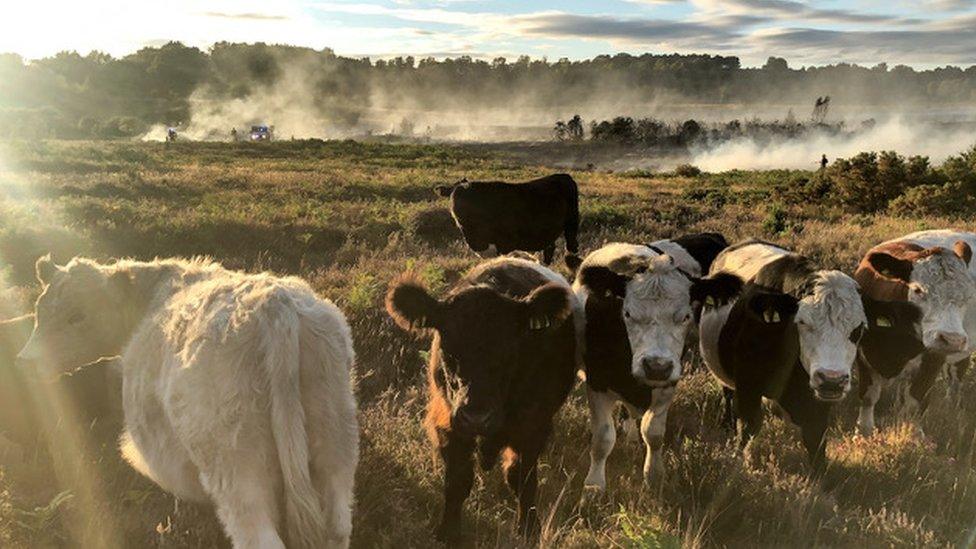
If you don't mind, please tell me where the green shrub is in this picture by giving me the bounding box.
[889,181,976,217]
[673,164,702,177]
[826,151,934,213]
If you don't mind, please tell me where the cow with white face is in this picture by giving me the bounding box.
[573,242,742,491]
[701,240,869,473]
[855,230,976,434]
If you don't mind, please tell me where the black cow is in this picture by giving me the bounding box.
[647,232,729,277]
[435,173,580,266]
[386,257,578,542]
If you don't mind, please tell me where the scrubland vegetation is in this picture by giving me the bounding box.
[2,139,976,547]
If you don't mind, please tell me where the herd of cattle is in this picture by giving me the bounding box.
[2,172,976,548]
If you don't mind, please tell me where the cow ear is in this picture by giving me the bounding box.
[867,252,914,282]
[386,278,442,333]
[434,185,454,197]
[747,292,798,324]
[954,240,972,266]
[35,254,60,284]
[579,266,629,298]
[523,283,572,331]
[690,272,743,309]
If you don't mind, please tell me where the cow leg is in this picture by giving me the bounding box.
[583,388,617,491]
[722,387,736,433]
[542,245,555,265]
[200,462,284,549]
[641,387,674,488]
[946,356,972,402]
[437,436,476,543]
[857,359,884,436]
[503,442,543,539]
[621,402,641,444]
[735,390,763,457]
[904,352,944,424]
[799,418,829,477]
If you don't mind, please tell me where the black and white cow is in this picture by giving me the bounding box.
[700,240,868,473]
[854,229,976,434]
[435,173,580,266]
[574,240,742,490]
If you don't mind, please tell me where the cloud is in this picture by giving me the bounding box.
[692,0,923,25]
[511,12,738,44]
[203,12,289,21]
[749,23,976,64]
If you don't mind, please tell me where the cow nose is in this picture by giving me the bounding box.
[813,370,850,392]
[935,332,967,353]
[641,356,674,381]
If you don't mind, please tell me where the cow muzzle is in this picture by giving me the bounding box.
[811,369,850,401]
[929,331,968,354]
[637,356,676,384]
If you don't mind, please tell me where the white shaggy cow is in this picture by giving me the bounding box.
[573,243,742,490]
[17,256,359,548]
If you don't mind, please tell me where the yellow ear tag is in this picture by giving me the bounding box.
[772,311,781,323]
[875,316,892,328]
[763,309,774,323]
[704,296,716,308]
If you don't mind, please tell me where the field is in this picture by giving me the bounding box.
[1,139,976,548]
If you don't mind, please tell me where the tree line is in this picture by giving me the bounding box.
[1,42,975,139]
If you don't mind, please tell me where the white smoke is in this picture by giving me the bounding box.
[690,118,976,171]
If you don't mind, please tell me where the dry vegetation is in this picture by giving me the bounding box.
[1,140,976,548]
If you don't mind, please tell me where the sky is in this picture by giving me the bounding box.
[4,0,976,67]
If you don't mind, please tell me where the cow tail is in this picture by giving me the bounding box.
[563,175,581,269]
[265,306,327,549]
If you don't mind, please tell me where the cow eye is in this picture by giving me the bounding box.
[624,310,631,319]
[849,324,866,343]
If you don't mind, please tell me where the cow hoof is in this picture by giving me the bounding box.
[580,484,609,506]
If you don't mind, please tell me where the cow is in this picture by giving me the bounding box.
[646,232,729,278]
[854,229,976,435]
[435,173,580,266]
[699,240,870,474]
[386,257,578,542]
[573,240,742,491]
[16,256,359,549]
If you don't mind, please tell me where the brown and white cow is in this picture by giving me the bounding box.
[386,257,578,542]
[573,241,742,491]
[854,229,976,434]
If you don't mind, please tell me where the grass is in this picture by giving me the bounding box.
[1,140,976,547]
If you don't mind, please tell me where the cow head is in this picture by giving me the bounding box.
[864,242,974,354]
[17,256,131,380]
[859,294,924,370]
[788,271,867,401]
[434,178,469,198]
[387,276,573,435]
[580,254,742,387]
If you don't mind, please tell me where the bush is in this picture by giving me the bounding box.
[408,207,458,247]
[826,151,934,213]
[673,164,702,177]
[889,181,976,217]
